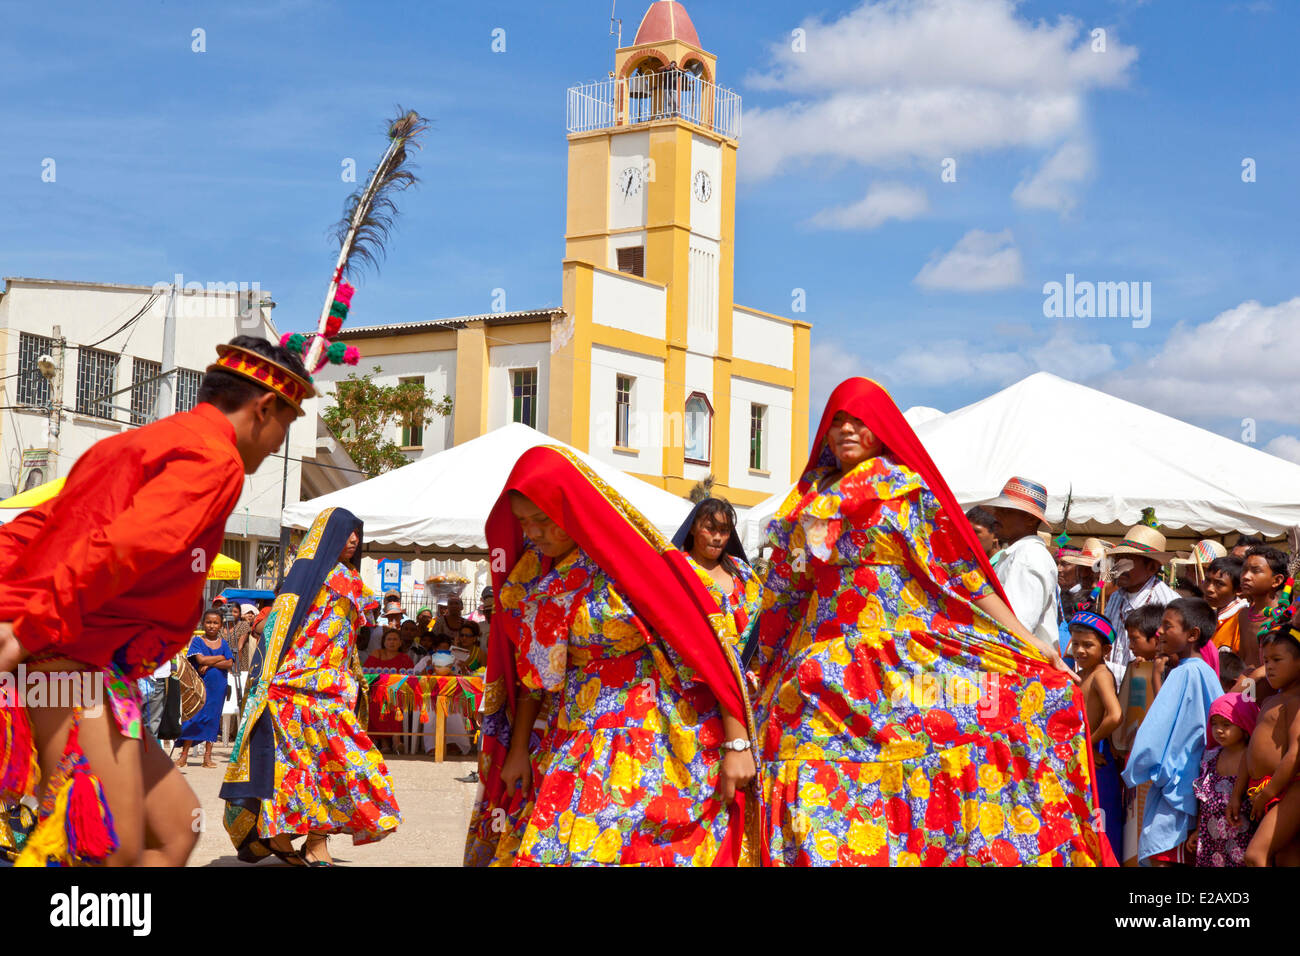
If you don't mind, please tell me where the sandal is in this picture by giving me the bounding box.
[267,837,307,867]
[303,834,334,867]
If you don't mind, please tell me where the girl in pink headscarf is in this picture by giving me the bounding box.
[1193,693,1258,866]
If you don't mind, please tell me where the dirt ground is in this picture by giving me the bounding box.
[179,742,479,867]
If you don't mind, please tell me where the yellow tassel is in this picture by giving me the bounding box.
[15,777,73,867]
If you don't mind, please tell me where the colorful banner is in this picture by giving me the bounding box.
[362,672,483,724]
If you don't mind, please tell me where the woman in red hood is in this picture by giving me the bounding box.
[463,446,757,866]
[751,377,1114,867]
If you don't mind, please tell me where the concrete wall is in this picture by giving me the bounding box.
[591,268,666,340]
[732,307,794,370]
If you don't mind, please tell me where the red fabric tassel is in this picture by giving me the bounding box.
[63,719,119,863]
[325,314,343,337]
[67,763,117,862]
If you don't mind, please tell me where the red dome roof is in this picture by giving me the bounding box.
[632,1,701,48]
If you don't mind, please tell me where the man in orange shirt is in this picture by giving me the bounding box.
[0,336,312,866]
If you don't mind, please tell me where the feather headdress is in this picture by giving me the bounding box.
[1054,484,1074,548]
[285,107,429,376]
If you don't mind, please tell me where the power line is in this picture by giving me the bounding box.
[82,292,159,350]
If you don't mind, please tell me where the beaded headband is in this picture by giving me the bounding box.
[207,344,314,416]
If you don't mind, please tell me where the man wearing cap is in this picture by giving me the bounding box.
[0,334,313,866]
[985,477,1062,657]
[1103,523,1178,671]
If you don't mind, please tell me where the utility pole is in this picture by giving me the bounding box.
[153,283,177,421]
[47,325,65,477]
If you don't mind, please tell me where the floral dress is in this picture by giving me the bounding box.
[1193,747,1253,867]
[683,554,765,664]
[754,453,1107,866]
[494,545,739,866]
[256,564,401,844]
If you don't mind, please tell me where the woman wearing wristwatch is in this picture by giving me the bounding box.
[463,446,757,866]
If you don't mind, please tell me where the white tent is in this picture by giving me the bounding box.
[740,486,790,554]
[738,372,1300,548]
[281,422,693,554]
[913,372,1300,536]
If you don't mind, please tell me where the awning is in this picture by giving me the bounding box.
[207,553,242,580]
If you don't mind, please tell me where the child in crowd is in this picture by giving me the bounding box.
[1205,555,1247,655]
[1239,546,1287,669]
[1192,693,1258,866]
[1234,623,1300,866]
[1219,651,1245,695]
[1122,598,1223,865]
[1067,612,1123,859]
[1125,605,1163,663]
[1114,603,1163,864]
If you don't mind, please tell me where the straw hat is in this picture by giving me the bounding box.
[1109,524,1173,564]
[984,476,1050,530]
[1059,537,1113,568]
[1171,539,1228,569]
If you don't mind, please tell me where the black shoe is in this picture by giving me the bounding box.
[456,771,479,784]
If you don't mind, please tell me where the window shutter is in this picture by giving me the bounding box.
[617,246,645,278]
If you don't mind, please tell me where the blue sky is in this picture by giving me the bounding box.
[2,0,1296,455]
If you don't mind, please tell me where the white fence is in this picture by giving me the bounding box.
[567,72,741,139]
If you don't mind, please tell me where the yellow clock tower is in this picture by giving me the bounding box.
[552,1,809,507]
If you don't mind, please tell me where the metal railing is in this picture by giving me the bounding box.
[567,72,742,139]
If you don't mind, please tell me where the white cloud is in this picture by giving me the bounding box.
[1265,435,1300,464]
[741,0,1137,182]
[807,181,929,230]
[886,326,1115,388]
[1096,297,1300,425]
[1012,139,1093,215]
[914,228,1024,292]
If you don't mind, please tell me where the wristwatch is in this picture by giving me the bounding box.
[721,737,752,753]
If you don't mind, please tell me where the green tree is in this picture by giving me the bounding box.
[323,366,453,477]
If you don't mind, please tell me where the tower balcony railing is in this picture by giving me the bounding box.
[567,72,742,139]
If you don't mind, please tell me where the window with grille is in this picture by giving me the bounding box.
[175,368,202,412]
[616,246,645,278]
[616,375,633,447]
[749,403,767,471]
[255,543,282,589]
[684,392,712,463]
[76,346,120,420]
[16,333,54,407]
[511,369,537,427]
[399,376,425,447]
[130,358,162,425]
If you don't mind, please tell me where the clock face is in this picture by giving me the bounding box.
[617,165,643,199]
[693,170,712,203]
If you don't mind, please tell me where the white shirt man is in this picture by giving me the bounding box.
[995,535,1061,653]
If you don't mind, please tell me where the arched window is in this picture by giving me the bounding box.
[684,392,713,464]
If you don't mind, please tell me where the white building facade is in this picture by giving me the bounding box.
[0,276,361,588]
